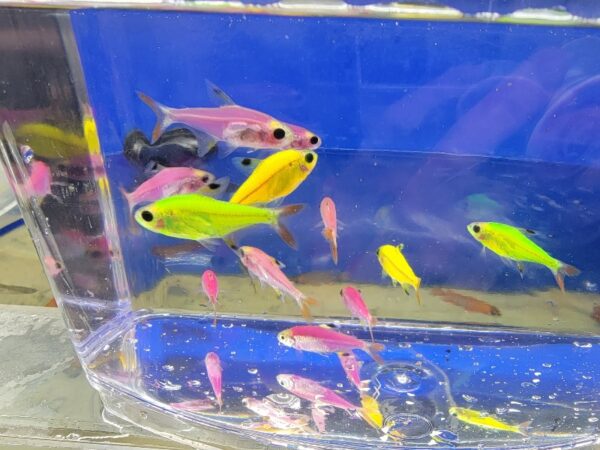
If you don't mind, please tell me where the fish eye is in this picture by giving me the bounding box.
[55,262,62,269]
[305,152,315,163]
[208,182,220,190]
[201,175,209,183]
[242,158,252,166]
[141,210,154,222]
[310,136,319,145]
[273,128,286,140]
[473,224,481,233]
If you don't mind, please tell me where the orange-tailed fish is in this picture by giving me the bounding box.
[467,221,580,292]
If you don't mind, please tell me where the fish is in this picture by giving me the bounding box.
[431,288,501,316]
[320,197,339,264]
[151,241,207,259]
[45,298,58,307]
[290,271,350,286]
[201,269,219,325]
[340,286,377,342]
[24,160,52,198]
[123,128,209,168]
[205,352,223,411]
[170,398,215,412]
[234,246,317,319]
[431,430,459,444]
[20,145,34,164]
[377,244,422,304]
[134,194,303,249]
[276,374,359,411]
[277,325,384,363]
[467,222,580,292]
[229,149,318,205]
[242,397,311,431]
[119,167,222,213]
[592,305,600,323]
[337,352,365,391]
[137,91,293,153]
[449,406,530,436]
[206,80,321,151]
[43,255,64,277]
[310,406,331,433]
[360,394,384,431]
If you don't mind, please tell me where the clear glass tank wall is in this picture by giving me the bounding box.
[1,3,600,448]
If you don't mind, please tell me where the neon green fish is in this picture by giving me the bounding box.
[450,407,529,436]
[467,221,580,292]
[134,194,302,248]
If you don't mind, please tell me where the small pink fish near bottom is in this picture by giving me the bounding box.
[320,197,338,265]
[340,286,377,342]
[205,352,223,411]
[277,374,359,411]
[43,255,64,277]
[311,405,333,433]
[170,398,215,411]
[337,352,367,392]
[201,270,219,326]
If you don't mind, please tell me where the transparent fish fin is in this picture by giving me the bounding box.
[205,79,236,106]
[197,239,220,252]
[192,131,218,158]
[518,227,537,235]
[517,262,525,279]
[218,141,238,159]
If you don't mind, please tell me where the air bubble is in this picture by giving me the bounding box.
[573,341,592,348]
[247,368,258,375]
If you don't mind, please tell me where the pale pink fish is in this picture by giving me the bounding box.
[242,397,310,431]
[43,255,64,277]
[337,352,365,391]
[277,374,358,411]
[277,325,384,363]
[204,352,223,411]
[138,92,294,151]
[320,197,338,265]
[170,398,215,412]
[311,405,333,433]
[340,286,377,342]
[287,123,321,150]
[25,160,51,197]
[119,167,217,213]
[235,246,317,320]
[201,270,219,325]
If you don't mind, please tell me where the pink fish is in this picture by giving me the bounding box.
[204,352,223,411]
[242,397,310,431]
[138,92,294,151]
[234,246,317,320]
[320,197,338,265]
[287,123,321,150]
[277,374,358,411]
[119,167,219,213]
[337,352,366,391]
[340,286,377,342]
[25,160,51,197]
[277,325,384,363]
[170,398,215,412]
[201,270,219,325]
[43,255,64,277]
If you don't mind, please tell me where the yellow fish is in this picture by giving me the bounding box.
[230,149,317,205]
[450,407,529,436]
[376,244,422,303]
[467,221,580,292]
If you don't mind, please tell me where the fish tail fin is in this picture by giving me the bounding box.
[366,342,385,364]
[518,420,532,436]
[119,186,140,235]
[137,91,173,143]
[300,297,317,321]
[553,262,581,293]
[368,317,377,343]
[415,277,422,305]
[323,229,339,265]
[273,204,304,249]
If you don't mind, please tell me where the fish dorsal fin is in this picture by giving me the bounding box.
[319,324,334,329]
[205,80,236,106]
[397,244,404,251]
[272,257,286,269]
[519,227,536,235]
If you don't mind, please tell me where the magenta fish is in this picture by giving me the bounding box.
[277,374,358,411]
[340,286,377,342]
[170,398,215,412]
[277,325,384,363]
[204,352,223,411]
[25,160,51,198]
[311,405,333,433]
[320,197,338,265]
[138,91,293,151]
[119,167,221,213]
[337,352,366,392]
[201,270,219,325]
[234,245,317,320]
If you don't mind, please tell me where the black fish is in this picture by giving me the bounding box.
[123,128,216,168]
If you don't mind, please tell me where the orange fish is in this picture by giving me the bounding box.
[431,288,501,316]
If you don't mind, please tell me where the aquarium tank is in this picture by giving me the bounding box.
[1,0,600,448]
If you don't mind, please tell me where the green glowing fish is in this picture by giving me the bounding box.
[134,194,303,248]
[467,221,580,292]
